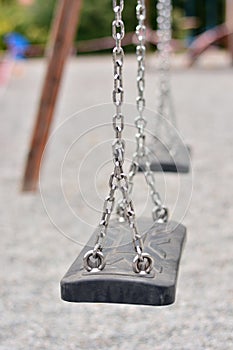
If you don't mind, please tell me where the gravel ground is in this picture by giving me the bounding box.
[0,54,233,350]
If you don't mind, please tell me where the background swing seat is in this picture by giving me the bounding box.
[139,142,190,173]
[61,218,186,306]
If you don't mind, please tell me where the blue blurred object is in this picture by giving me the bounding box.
[4,32,30,59]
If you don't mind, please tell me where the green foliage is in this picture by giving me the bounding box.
[77,0,138,53]
[78,0,112,41]
[0,0,226,53]
[0,1,27,49]
[0,0,55,49]
[78,0,137,40]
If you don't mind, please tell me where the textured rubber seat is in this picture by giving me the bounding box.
[61,218,186,306]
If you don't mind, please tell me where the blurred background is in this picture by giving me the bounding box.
[0,0,231,57]
[0,1,233,350]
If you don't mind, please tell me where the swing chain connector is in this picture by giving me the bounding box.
[133,246,154,274]
[152,205,169,223]
[117,170,155,274]
[83,249,106,272]
[84,173,117,272]
[144,160,169,223]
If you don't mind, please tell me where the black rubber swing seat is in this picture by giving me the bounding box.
[61,218,186,306]
[139,142,191,173]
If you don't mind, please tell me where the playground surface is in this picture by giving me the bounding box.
[0,53,233,349]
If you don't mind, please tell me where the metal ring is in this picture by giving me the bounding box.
[133,253,154,274]
[153,205,169,223]
[83,250,106,272]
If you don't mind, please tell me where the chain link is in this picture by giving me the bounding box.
[117,0,168,224]
[157,0,176,126]
[84,0,153,274]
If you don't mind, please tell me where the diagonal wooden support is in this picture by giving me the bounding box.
[22,0,83,191]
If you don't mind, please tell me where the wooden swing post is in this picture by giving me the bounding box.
[22,0,83,191]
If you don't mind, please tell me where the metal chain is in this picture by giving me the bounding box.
[84,0,153,274]
[117,0,168,223]
[157,0,176,126]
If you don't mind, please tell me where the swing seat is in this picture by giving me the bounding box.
[139,142,190,173]
[61,219,186,306]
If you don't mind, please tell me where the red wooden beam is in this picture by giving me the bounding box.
[22,0,83,191]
